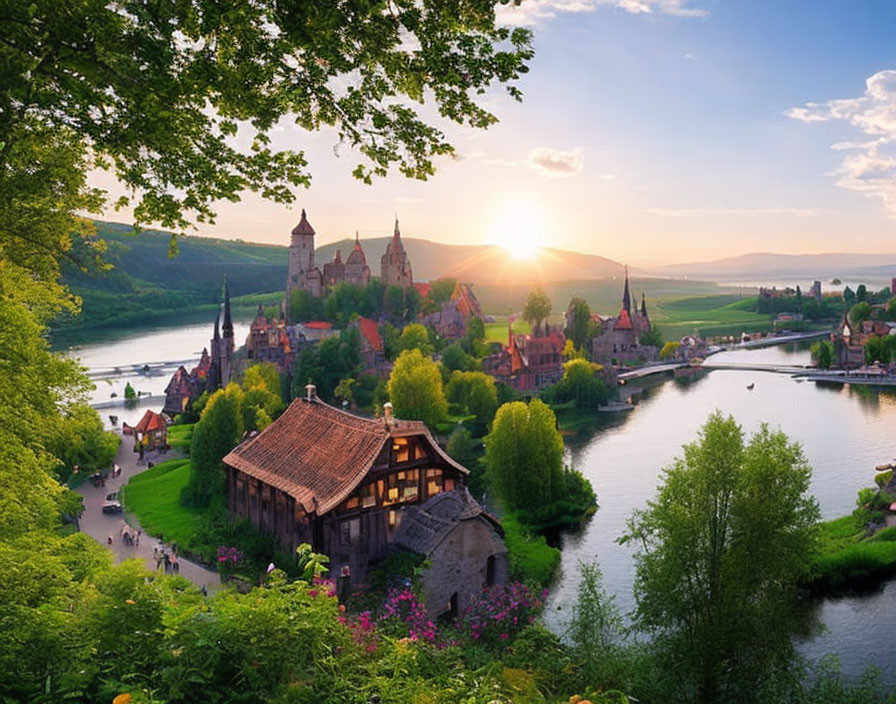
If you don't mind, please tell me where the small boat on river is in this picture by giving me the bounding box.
[746,382,755,390]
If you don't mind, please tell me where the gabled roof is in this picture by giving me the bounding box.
[451,282,482,318]
[223,399,467,515]
[305,321,333,330]
[394,487,503,556]
[358,316,383,351]
[135,409,166,433]
[292,209,315,236]
[413,282,432,298]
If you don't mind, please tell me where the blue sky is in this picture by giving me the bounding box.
[97,0,896,266]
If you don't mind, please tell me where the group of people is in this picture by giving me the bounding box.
[107,526,141,546]
[153,542,180,573]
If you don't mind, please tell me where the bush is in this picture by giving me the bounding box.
[501,514,561,586]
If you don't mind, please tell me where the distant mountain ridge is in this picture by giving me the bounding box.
[653,251,896,283]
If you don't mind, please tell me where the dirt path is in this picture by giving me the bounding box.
[76,434,222,592]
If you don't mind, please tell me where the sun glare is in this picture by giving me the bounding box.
[489,200,546,260]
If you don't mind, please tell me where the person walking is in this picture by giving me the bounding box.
[107,533,113,546]
[136,530,141,547]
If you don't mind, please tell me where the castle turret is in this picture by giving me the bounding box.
[640,292,648,318]
[222,278,233,339]
[345,230,371,286]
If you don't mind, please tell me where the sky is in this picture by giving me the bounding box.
[96,0,896,267]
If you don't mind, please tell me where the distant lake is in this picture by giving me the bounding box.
[544,341,896,681]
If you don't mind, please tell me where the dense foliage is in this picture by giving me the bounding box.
[523,288,552,335]
[387,349,448,428]
[622,412,820,704]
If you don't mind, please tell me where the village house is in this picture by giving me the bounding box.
[421,282,484,339]
[246,305,294,373]
[125,409,168,451]
[352,316,389,377]
[832,313,867,369]
[482,323,566,391]
[222,393,507,615]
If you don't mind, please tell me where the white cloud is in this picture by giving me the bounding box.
[646,207,819,218]
[787,70,896,217]
[528,146,584,177]
[497,0,705,26]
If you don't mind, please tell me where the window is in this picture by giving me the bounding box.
[486,555,496,587]
[341,518,360,545]
[388,510,401,529]
[361,483,376,509]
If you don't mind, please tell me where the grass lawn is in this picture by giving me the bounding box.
[651,295,772,340]
[167,423,194,452]
[484,318,530,343]
[122,458,205,549]
[806,513,896,591]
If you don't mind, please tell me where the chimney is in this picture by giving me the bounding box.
[305,383,316,401]
[383,402,393,426]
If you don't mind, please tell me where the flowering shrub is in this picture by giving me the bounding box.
[380,586,438,643]
[216,546,242,576]
[457,582,545,649]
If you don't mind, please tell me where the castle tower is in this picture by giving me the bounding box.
[322,248,345,287]
[381,216,413,289]
[345,231,371,287]
[285,209,322,310]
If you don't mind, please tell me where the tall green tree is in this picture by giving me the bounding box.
[811,340,834,369]
[446,371,498,427]
[399,323,434,356]
[621,412,820,704]
[484,399,564,513]
[184,384,244,506]
[387,349,447,428]
[564,297,593,352]
[559,359,610,410]
[523,289,552,335]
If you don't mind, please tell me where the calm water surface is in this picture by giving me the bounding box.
[546,342,896,681]
[70,327,896,678]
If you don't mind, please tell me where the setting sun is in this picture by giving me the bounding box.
[488,199,546,260]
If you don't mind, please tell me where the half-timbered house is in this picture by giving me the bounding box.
[222,390,503,597]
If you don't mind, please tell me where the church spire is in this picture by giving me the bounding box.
[641,292,648,317]
[394,215,400,237]
[622,265,631,315]
[222,277,233,338]
[213,308,221,340]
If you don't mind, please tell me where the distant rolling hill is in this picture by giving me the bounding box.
[317,237,640,284]
[653,252,896,284]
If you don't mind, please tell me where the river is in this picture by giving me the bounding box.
[69,324,896,680]
[546,341,896,681]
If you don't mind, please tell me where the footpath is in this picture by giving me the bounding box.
[76,435,222,593]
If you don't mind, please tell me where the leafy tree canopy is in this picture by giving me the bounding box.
[523,289,552,335]
[621,412,820,704]
[2,1,533,234]
[564,297,593,352]
[399,323,434,356]
[387,348,447,428]
[484,399,564,513]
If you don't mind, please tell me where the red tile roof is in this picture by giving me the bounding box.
[358,316,383,351]
[135,409,166,433]
[224,399,466,514]
[615,309,633,330]
[305,321,333,330]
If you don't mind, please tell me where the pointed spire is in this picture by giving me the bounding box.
[291,208,315,236]
[622,265,631,315]
[222,277,233,337]
[641,292,648,317]
[213,308,221,340]
[394,215,400,237]
[354,230,361,248]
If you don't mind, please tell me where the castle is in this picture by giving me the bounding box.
[285,210,413,313]
[208,280,236,390]
[591,267,654,365]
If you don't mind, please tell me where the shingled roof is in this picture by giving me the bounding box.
[223,398,467,515]
[394,487,502,556]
